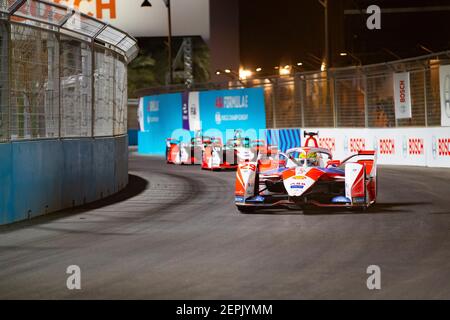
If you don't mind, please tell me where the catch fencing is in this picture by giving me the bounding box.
[137,51,450,130]
[0,0,138,143]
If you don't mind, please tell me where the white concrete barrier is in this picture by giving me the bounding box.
[302,127,450,168]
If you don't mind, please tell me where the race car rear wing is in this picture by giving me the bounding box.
[303,131,319,148]
[166,138,180,147]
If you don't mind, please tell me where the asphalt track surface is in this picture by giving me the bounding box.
[1,150,450,299]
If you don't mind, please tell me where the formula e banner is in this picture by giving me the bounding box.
[439,65,450,127]
[199,88,266,137]
[393,72,412,119]
[138,88,266,155]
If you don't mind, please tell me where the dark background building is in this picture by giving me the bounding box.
[340,0,450,66]
[239,0,450,71]
[131,0,450,93]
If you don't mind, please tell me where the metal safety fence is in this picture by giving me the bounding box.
[137,51,450,130]
[0,0,138,142]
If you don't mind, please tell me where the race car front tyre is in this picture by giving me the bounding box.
[236,206,256,214]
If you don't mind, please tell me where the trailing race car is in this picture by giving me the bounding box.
[201,136,278,170]
[249,139,278,160]
[166,138,180,164]
[235,132,377,213]
[166,136,212,165]
[201,136,251,170]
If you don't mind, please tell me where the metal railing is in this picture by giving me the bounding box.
[0,0,138,142]
[136,51,450,129]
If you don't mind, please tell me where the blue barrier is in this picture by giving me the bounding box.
[0,136,128,225]
[0,143,13,222]
[128,129,139,146]
[265,129,302,152]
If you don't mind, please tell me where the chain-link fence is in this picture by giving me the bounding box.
[0,0,137,143]
[137,51,450,130]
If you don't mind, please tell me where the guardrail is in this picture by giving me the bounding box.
[0,0,138,224]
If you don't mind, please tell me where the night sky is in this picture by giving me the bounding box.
[239,0,450,70]
[239,0,325,70]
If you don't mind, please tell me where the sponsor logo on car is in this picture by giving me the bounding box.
[290,182,306,189]
[247,196,265,202]
[240,163,257,171]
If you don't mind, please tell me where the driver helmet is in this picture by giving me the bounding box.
[299,151,320,166]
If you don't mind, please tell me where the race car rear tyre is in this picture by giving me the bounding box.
[236,206,256,214]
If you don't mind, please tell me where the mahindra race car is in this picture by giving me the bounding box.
[201,136,278,170]
[166,136,212,165]
[235,132,377,213]
[201,136,250,170]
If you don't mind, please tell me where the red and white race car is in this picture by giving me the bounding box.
[201,136,250,170]
[235,132,377,213]
[166,136,212,165]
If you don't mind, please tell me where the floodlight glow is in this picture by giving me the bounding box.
[239,68,253,80]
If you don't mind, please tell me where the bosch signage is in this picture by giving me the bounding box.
[302,128,450,168]
[408,138,424,155]
[379,138,395,155]
[319,137,336,152]
[349,138,366,153]
[438,138,450,156]
[393,72,412,119]
[399,81,406,103]
[12,1,72,23]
